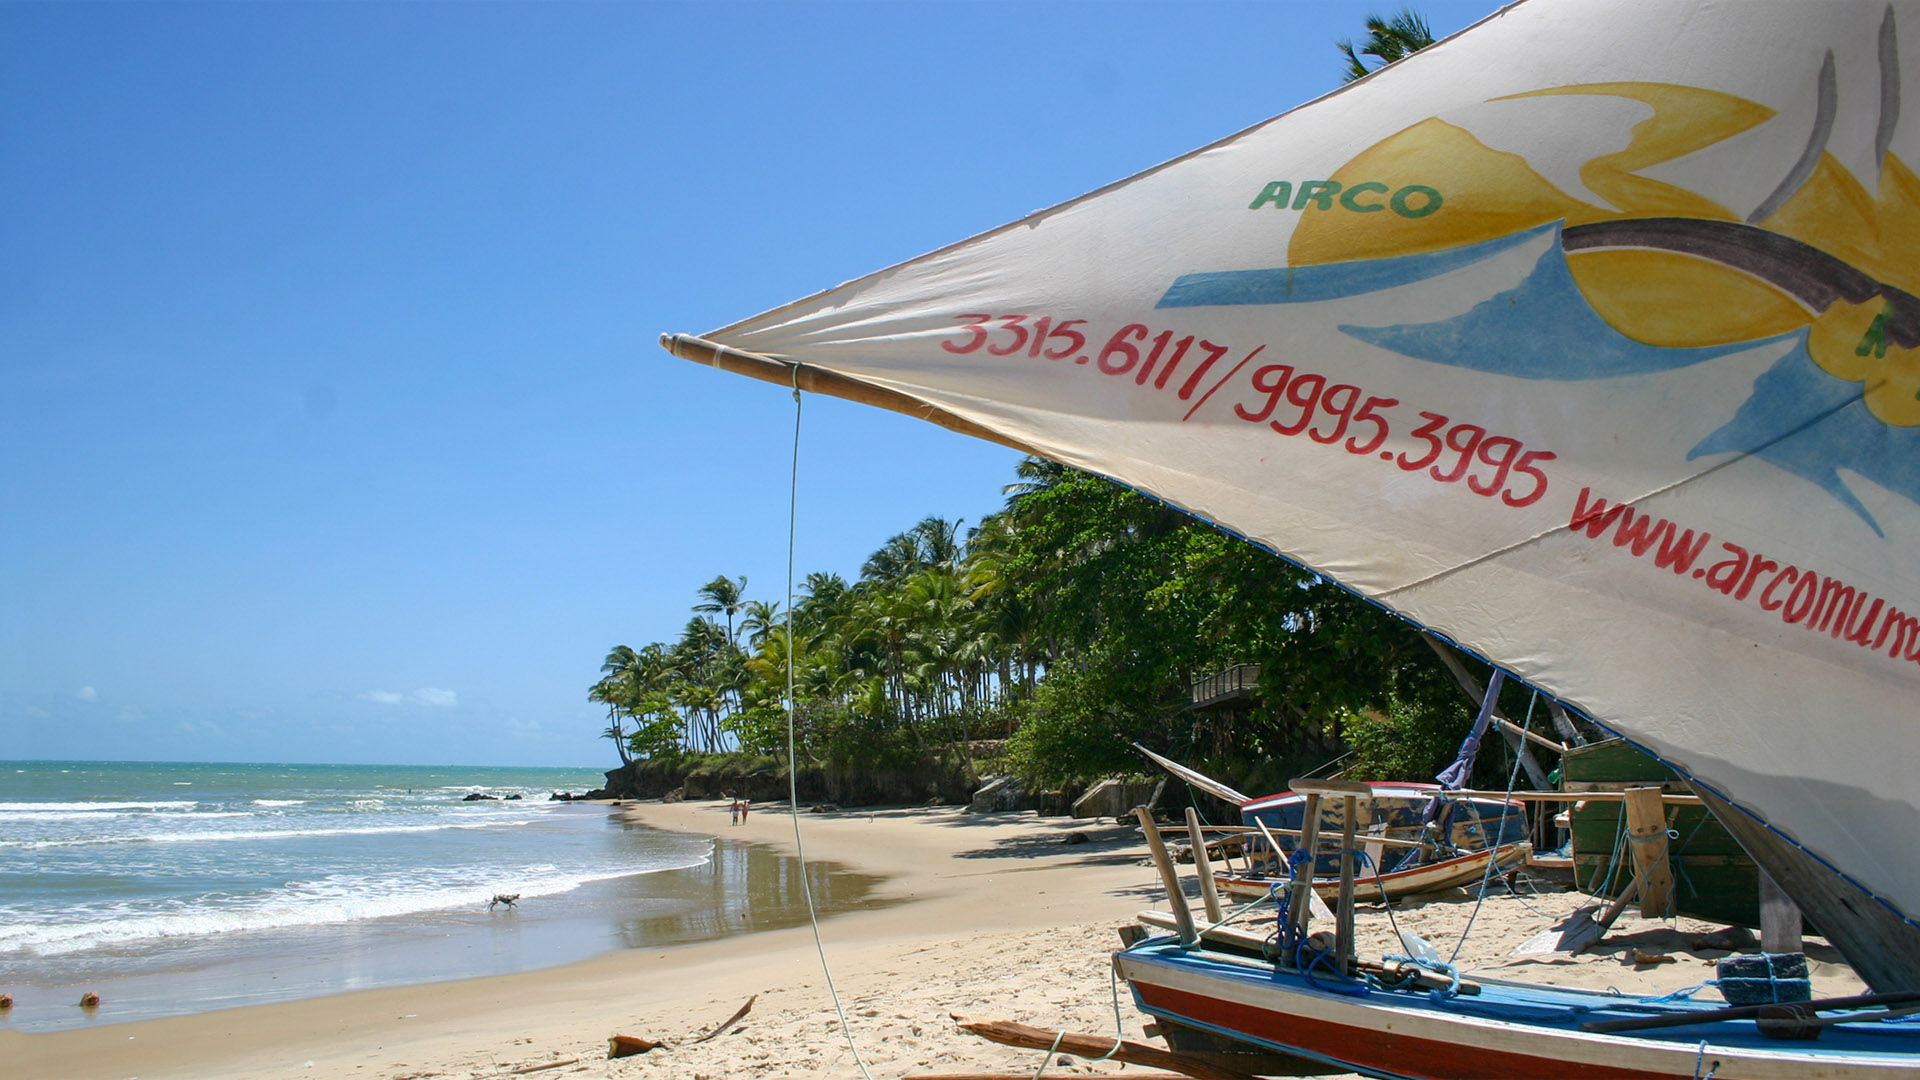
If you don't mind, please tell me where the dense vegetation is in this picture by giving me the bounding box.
[590,458,1540,797]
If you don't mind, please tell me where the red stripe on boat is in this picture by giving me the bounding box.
[1134,981,1683,1080]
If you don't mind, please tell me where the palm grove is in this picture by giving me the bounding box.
[589,458,1522,796]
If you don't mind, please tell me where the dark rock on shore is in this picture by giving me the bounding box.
[462,792,499,801]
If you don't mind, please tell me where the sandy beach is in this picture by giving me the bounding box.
[5,800,1867,1080]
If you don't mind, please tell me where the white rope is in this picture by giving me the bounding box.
[782,370,875,1080]
[1029,1029,1068,1079]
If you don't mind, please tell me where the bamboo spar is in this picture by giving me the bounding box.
[661,334,1041,455]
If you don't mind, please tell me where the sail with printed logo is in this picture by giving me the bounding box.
[663,0,1920,988]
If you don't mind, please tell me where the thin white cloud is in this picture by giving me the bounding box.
[362,688,457,707]
[75,686,97,702]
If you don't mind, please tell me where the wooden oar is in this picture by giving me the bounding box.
[1581,990,1920,1034]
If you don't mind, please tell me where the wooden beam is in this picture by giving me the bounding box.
[1285,778,1376,798]
[1186,806,1224,924]
[1580,991,1920,1035]
[1495,716,1569,754]
[1419,633,1554,790]
[1760,869,1803,954]
[1547,700,1588,746]
[1622,786,1675,918]
[949,1016,1264,1080]
[1441,788,1701,805]
[1334,795,1358,973]
[1284,794,1324,939]
[1137,806,1196,945]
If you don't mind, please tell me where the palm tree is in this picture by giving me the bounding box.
[910,515,964,569]
[589,673,636,765]
[1001,455,1069,501]
[739,599,783,649]
[861,532,923,585]
[694,575,748,642]
[1337,8,1434,82]
[592,645,647,764]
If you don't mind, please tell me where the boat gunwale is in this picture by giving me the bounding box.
[1115,942,1920,1069]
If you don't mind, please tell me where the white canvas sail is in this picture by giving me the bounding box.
[666,0,1920,967]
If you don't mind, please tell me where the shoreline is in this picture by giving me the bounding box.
[6,799,1867,1080]
[1,812,885,1036]
[7,800,1162,1080]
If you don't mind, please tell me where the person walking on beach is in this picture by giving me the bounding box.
[730,797,747,825]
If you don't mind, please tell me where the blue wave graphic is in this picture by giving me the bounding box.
[1155,222,1917,531]
[1692,341,1920,537]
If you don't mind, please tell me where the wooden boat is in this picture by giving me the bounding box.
[1215,839,1532,903]
[1216,783,1533,903]
[1116,939,1920,1080]
[1121,780,1920,1080]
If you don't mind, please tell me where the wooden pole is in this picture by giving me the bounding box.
[1439,789,1702,805]
[1334,795,1358,973]
[1495,715,1569,753]
[950,1016,1264,1080]
[1284,794,1324,939]
[1580,991,1920,1035]
[1622,786,1675,918]
[1547,700,1588,746]
[1185,806,1224,924]
[1420,633,1555,790]
[1760,869,1804,954]
[1137,806,1197,945]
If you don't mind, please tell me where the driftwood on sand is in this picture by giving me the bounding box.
[606,993,756,1060]
[690,993,756,1044]
[904,1075,1194,1080]
[949,1015,1264,1080]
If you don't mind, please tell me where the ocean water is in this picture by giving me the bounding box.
[0,761,881,1032]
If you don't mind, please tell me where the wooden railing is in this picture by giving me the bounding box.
[1190,663,1261,708]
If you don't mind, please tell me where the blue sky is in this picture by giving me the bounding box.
[1,1,1494,768]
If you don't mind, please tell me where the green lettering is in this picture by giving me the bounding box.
[1293,180,1341,211]
[1249,181,1293,210]
[1390,184,1443,218]
[1338,181,1389,212]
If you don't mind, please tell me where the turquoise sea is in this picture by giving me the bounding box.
[0,761,878,1033]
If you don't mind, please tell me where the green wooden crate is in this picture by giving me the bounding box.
[1562,738,1763,928]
